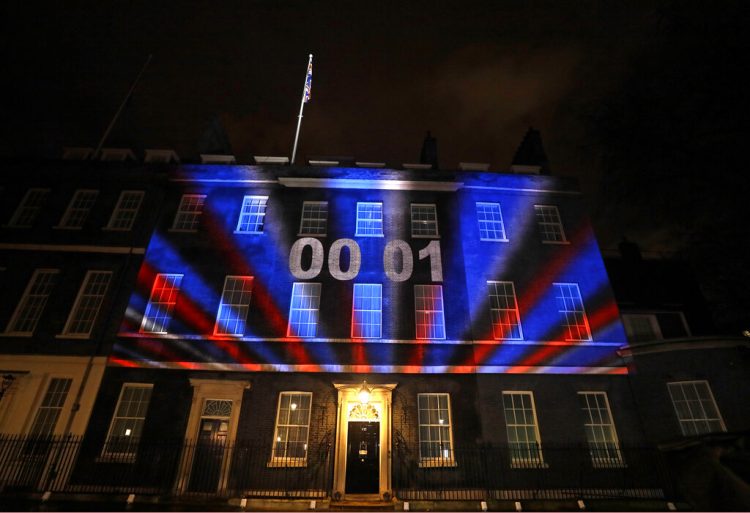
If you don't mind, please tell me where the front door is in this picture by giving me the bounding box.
[345,421,379,493]
[188,418,228,492]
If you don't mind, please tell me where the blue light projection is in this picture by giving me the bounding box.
[113,165,628,374]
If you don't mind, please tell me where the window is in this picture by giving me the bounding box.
[502,391,544,467]
[418,393,455,466]
[534,205,567,243]
[578,392,623,467]
[355,202,384,237]
[668,381,726,436]
[214,276,254,336]
[28,378,72,437]
[298,201,328,236]
[6,269,59,335]
[352,283,382,339]
[8,188,50,228]
[271,392,312,465]
[140,274,183,334]
[287,283,321,338]
[59,189,99,229]
[106,191,144,231]
[102,384,153,458]
[414,285,446,340]
[236,195,268,233]
[488,281,523,340]
[62,271,112,337]
[554,283,592,341]
[476,202,508,241]
[622,314,662,343]
[411,204,439,238]
[171,194,206,231]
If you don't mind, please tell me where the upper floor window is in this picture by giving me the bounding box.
[578,392,623,468]
[355,202,384,237]
[554,283,592,341]
[28,378,73,437]
[476,202,508,241]
[59,189,99,229]
[287,282,321,338]
[62,271,112,338]
[140,273,183,334]
[417,393,454,466]
[106,191,144,231]
[171,194,206,232]
[102,384,153,459]
[411,204,439,238]
[667,381,726,436]
[8,188,50,228]
[236,195,268,233]
[502,391,544,467]
[6,269,59,335]
[352,283,382,339]
[214,276,254,336]
[271,392,312,465]
[298,201,328,236]
[414,284,446,340]
[534,205,567,244]
[488,281,523,340]
[622,312,690,343]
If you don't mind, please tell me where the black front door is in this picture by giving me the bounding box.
[188,418,228,492]
[345,421,379,494]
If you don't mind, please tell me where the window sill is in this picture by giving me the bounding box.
[55,334,92,340]
[411,234,440,239]
[101,227,133,232]
[419,459,457,468]
[96,454,137,463]
[592,460,627,469]
[168,228,198,233]
[234,230,264,235]
[297,233,327,238]
[355,233,385,238]
[267,459,307,468]
[480,238,509,242]
[541,240,570,245]
[510,460,549,469]
[0,332,33,338]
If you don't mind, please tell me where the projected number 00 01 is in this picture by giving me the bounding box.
[289,238,443,282]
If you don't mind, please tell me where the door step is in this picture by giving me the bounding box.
[329,501,395,511]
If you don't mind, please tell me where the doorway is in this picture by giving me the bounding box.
[345,421,380,493]
[188,417,228,492]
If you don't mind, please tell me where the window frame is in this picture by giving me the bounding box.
[269,391,313,467]
[8,188,50,228]
[351,283,383,339]
[235,195,269,234]
[553,282,592,342]
[140,273,184,334]
[27,377,73,438]
[578,391,625,468]
[487,281,524,340]
[5,268,60,336]
[287,282,322,338]
[667,380,726,437]
[534,204,568,244]
[170,194,206,232]
[502,391,546,468]
[57,189,99,229]
[414,284,446,340]
[61,270,113,338]
[410,203,440,238]
[213,275,254,336]
[105,190,145,231]
[101,383,154,460]
[297,201,329,237]
[476,202,508,242]
[355,202,384,237]
[417,393,456,467]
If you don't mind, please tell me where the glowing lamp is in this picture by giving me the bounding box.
[358,381,371,405]
[291,402,297,411]
[124,429,132,436]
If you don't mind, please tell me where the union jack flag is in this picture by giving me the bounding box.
[304,60,312,103]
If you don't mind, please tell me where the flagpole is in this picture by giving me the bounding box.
[94,54,152,159]
[291,53,312,165]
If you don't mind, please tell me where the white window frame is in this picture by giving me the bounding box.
[27,377,73,437]
[414,284,446,340]
[270,391,312,467]
[140,273,184,334]
[287,282,321,338]
[355,202,384,237]
[667,381,726,437]
[171,194,206,232]
[476,202,508,242]
[534,205,568,244]
[61,270,112,338]
[235,195,269,234]
[502,391,546,468]
[213,275,254,336]
[553,282,592,342]
[298,201,328,237]
[8,188,50,228]
[578,392,624,468]
[58,189,99,229]
[101,383,154,460]
[410,204,439,238]
[351,283,382,339]
[106,190,145,231]
[488,281,523,340]
[417,393,456,467]
[5,268,59,336]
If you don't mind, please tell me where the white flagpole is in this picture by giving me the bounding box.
[291,53,312,165]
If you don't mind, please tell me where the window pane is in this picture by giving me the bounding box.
[299,202,328,236]
[271,392,312,462]
[355,202,384,236]
[172,194,206,231]
[352,283,382,338]
[410,204,439,237]
[554,283,592,341]
[668,381,725,436]
[502,392,543,466]
[141,274,183,333]
[534,205,566,242]
[236,196,268,233]
[287,283,321,338]
[414,285,446,340]
[6,269,59,334]
[63,271,112,336]
[476,202,507,241]
[214,276,254,335]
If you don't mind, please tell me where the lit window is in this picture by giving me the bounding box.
[414,284,446,340]
[534,205,567,243]
[578,392,623,467]
[8,188,50,228]
[62,271,112,337]
[6,269,59,335]
[667,381,726,436]
[107,191,144,231]
[476,202,508,241]
[287,283,321,338]
[352,283,382,339]
[271,392,312,465]
[488,281,523,340]
[59,189,99,229]
[214,276,254,336]
[140,274,183,334]
[355,202,384,237]
[28,378,72,437]
[171,194,206,232]
[236,195,268,233]
[298,201,328,236]
[102,384,153,458]
[502,391,544,467]
[418,393,454,466]
[554,283,592,341]
[410,204,439,238]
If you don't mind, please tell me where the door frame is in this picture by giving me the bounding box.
[332,382,396,500]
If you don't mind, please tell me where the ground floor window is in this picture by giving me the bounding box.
[102,384,153,459]
[271,392,312,466]
[417,393,454,466]
[578,391,623,467]
[502,391,544,467]
[667,380,725,436]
